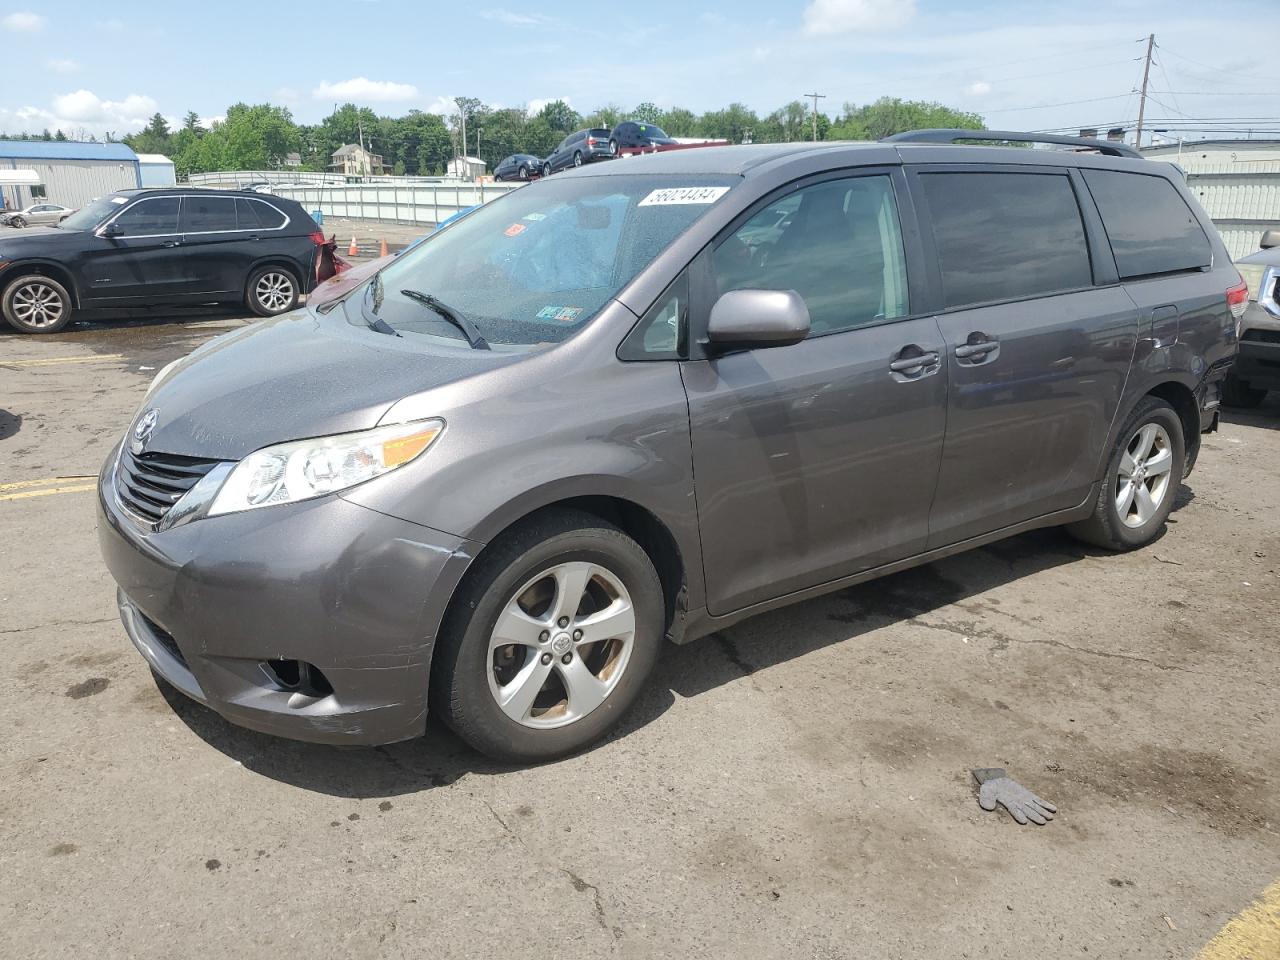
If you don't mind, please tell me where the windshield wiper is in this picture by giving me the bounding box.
[399,289,490,350]
[359,272,400,336]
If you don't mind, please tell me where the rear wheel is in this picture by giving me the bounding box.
[609,139,619,156]
[431,510,664,762]
[1067,396,1184,550]
[1222,373,1267,408]
[2,274,73,333]
[541,162,551,177]
[245,265,299,317]
[573,151,583,167]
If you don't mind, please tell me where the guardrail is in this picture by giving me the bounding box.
[268,181,520,227]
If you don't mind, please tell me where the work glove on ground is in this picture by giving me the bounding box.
[971,768,1057,825]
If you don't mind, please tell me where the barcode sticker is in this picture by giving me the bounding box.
[638,186,731,207]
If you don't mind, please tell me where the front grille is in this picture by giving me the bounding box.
[115,448,221,525]
[1242,328,1280,345]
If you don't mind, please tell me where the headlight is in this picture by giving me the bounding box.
[1237,263,1265,300]
[207,419,443,517]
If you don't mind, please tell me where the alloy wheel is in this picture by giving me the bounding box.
[1116,422,1174,527]
[487,561,636,729]
[10,281,65,329]
[255,271,294,313]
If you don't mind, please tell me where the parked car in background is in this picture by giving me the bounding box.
[0,188,327,333]
[608,121,676,154]
[542,128,612,175]
[97,131,1236,762]
[1224,229,1280,407]
[494,154,542,182]
[1,202,74,228]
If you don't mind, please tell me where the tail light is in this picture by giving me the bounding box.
[586,137,597,146]
[309,229,326,245]
[1227,273,1249,336]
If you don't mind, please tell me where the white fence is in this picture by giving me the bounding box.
[183,171,522,226]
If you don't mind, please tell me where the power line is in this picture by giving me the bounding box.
[983,94,1134,115]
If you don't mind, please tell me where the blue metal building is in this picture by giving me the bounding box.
[0,140,141,211]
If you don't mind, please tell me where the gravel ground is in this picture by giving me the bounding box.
[1,313,1277,960]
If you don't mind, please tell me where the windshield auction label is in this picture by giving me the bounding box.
[638,186,731,207]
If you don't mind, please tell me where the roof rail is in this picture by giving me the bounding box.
[882,128,1143,160]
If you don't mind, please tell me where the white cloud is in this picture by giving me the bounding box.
[311,77,418,102]
[422,95,456,116]
[199,115,225,129]
[965,81,992,96]
[46,58,80,74]
[480,8,547,26]
[273,86,301,102]
[2,89,159,137]
[2,11,44,31]
[526,96,573,116]
[802,0,914,35]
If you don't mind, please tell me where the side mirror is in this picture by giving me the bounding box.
[1261,229,1280,250]
[707,289,810,349]
[99,221,123,238]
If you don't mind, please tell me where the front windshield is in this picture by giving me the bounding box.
[58,195,126,231]
[362,174,737,346]
[636,124,671,140]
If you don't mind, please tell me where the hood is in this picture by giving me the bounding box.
[0,226,73,249]
[141,306,522,461]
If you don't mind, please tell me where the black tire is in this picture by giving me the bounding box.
[431,509,664,763]
[541,162,551,177]
[2,273,73,333]
[609,139,619,156]
[573,151,583,167]
[1067,396,1185,551]
[10,216,26,228]
[519,164,529,180]
[1222,373,1267,408]
[245,265,299,317]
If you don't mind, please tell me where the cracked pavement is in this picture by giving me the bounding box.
[2,314,1278,959]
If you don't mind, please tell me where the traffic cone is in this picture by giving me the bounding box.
[348,236,359,257]
[379,238,389,258]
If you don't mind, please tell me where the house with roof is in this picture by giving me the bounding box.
[328,143,388,177]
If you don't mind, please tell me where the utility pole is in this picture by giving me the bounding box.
[1134,33,1154,151]
[455,97,468,180]
[804,92,826,142]
[357,114,367,175]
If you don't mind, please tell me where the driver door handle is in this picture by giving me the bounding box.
[889,351,940,372]
[161,239,181,248]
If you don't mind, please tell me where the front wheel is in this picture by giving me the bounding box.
[541,163,551,177]
[1067,396,1184,550]
[431,510,664,762]
[2,274,73,333]
[245,265,299,317]
[10,216,27,228]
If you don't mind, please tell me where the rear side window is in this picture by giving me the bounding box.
[1082,170,1211,279]
[236,198,287,229]
[921,172,1093,309]
[181,196,237,233]
[112,196,180,235]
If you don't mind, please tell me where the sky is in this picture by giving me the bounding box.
[1,0,1276,145]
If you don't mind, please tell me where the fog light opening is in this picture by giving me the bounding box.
[263,659,334,698]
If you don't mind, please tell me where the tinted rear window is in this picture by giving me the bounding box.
[236,197,287,229]
[921,171,1093,309]
[1082,170,1211,279]
[181,196,237,232]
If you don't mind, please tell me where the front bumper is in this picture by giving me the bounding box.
[98,466,478,745]
[1236,301,1280,390]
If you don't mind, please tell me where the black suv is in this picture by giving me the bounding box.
[608,120,676,154]
[0,188,325,333]
[542,128,612,175]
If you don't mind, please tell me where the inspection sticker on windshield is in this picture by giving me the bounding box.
[536,305,583,323]
[503,222,526,237]
[110,196,128,204]
[638,186,731,207]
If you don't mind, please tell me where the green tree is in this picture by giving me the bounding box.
[699,102,758,144]
[659,107,697,136]
[182,111,201,133]
[584,103,623,130]
[631,102,662,125]
[829,97,983,141]
[535,100,580,137]
[125,112,173,155]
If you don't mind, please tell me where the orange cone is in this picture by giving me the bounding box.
[348,236,359,257]
[379,238,389,258]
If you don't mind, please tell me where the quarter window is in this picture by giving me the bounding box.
[712,175,909,336]
[180,196,238,233]
[236,197,286,230]
[921,172,1093,309]
[112,196,181,235]
[1082,170,1211,279]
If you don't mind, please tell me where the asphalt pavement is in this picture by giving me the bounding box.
[1,312,1277,959]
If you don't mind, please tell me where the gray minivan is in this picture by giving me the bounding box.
[98,130,1241,762]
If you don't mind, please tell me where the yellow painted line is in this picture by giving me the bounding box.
[0,482,96,502]
[0,476,94,492]
[0,353,124,367]
[1195,879,1280,960]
